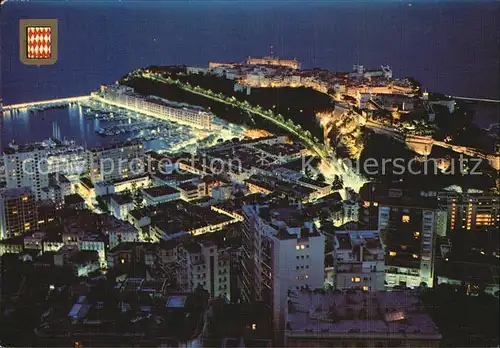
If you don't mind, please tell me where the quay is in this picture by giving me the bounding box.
[1,96,90,111]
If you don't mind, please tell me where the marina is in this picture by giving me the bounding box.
[1,99,246,155]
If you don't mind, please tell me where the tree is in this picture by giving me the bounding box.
[305,166,314,179]
[142,229,153,243]
[134,191,144,210]
[332,175,343,190]
[316,173,326,182]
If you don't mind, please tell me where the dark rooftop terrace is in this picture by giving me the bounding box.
[142,185,179,197]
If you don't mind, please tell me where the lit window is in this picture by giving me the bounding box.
[362,286,369,291]
[373,202,378,207]
[296,245,300,250]
[351,277,361,283]
[22,196,28,201]
[300,245,305,250]
[251,324,257,330]
[389,251,397,257]
[402,215,410,223]
[412,254,418,259]
[413,231,420,237]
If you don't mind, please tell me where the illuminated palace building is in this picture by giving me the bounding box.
[246,56,301,70]
[438,192,500,232]
[97,85,213,130]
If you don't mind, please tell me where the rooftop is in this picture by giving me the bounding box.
[107,173,149,185]
[178,182,199,191]
[0,187,33,199]
[132,200,234,236]
[154,171,200,183]
[69,250,99,265]
[298,176,330,188]
[90,140,142,153]
[244,204,321,240]
[286,289,441,339]
[142,185,179,198]
[145,150,168,161]
[110,194,134,206]
[148,96,209,113]
[65,193,85,206]
[3,142,47,155]
[335,230,383,251]
[80,177,94,189]
[360,183,438,210]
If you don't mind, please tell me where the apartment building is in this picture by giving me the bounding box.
[109,194,134,221]
[437,191,499,233]
[178,181,206,201]
[0,187,38,240]
[3,144,49,200]
[326,230,385,291]
[99,84,213,130]
[379,192,446,288]
[178,240,232,301]
[88,141,144,183]
[142,185,180,206]
[241,203,325,340]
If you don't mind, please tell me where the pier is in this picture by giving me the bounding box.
[451,96,500,103]
[2,96,90,111]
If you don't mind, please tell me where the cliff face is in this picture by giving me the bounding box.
[316,109,365,160]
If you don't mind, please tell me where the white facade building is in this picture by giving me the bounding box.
[99,84,213,130]
[379,199,443,288]
[78,234,107,268]
[88,141,145,183]
[142,185,180,206]
[107,222,139,250]
[178,240,232,301]
[109,194,134,221]
[242,204,325,340]
[3,144,49,201]
[325,230,385,291]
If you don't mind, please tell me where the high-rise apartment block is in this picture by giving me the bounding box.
[241,203,325,340]
[3,144,49,200]
[379,190,446,288]
[437,191,499,232]
[177,240,232,301]
[0,187,38,240]
[88,141,144,183]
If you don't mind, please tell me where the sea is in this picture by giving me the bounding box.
[1,0,499,151]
